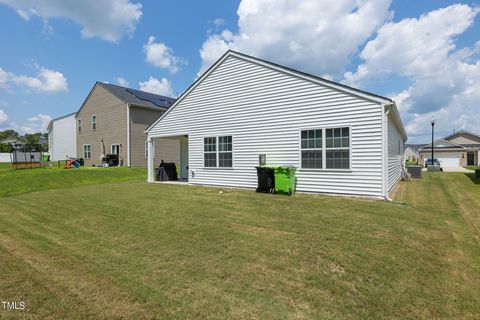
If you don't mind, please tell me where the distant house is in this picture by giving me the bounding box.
[76,82,179,167]
[47,112,77,161]
[1,138,23,149]
[146,50,407,199]
[418,130,480,167]
[404,144,424,163]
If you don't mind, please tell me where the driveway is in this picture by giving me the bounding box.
[442,166,474,173]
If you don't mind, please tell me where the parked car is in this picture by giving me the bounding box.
[425,158,440,166]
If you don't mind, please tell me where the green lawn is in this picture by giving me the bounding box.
[464,165,480,171]
[0,163,145,197]
[0,168,479,319]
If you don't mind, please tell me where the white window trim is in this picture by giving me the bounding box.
[91,114,97,130]
[299,126,352,171]
[203,135,234,169]
[111,144,120,155]
[83,144,91,159]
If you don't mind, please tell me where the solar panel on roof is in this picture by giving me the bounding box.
[125,88,173,107]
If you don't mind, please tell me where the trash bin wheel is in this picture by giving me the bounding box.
[270,188,275,194]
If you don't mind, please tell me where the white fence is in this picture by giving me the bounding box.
[0,153,12,163]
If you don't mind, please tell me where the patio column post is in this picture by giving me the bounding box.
[147,137,154,183]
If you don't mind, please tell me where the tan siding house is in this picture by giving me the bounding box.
[76,82,179,167]
[418,130,480,167]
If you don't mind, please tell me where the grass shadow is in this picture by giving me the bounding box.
[465,173,480,185]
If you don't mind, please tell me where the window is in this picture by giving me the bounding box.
[301,129,323,169]
[83,144,91,159]
[78,119,82,133]
[91,115,96,130]
[204,136,233,168]
[300,127,350,170]
[325,127,350,169]
[204,137,217,167]
[111,144,120,155]
[218,136,232,167]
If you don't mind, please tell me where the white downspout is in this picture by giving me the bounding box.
[382,105,391,200]
[126,103,131,167]
[147,137,154,182]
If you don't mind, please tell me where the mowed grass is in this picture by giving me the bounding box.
[0,168,479,319]
[0,163,145,197]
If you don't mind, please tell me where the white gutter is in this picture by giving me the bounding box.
[381,104,391,200]
[126,103,131,167]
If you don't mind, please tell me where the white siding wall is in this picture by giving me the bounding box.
[0,153,11,162]
[49,114,77,161]
[387,114,404,192]
[149,56,385,197]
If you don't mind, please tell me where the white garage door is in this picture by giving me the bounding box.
[438,154,459,167]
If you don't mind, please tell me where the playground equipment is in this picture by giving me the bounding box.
[64,160,81,169]
[10,144,43,169]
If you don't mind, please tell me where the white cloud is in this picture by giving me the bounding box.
[143,36,185,73]
[117,77,129,87]
[0,0,142,42]
[138,77,174,96]
[212,18,224,26]
[0,110,7,124]
[0,68,9,89]
[343,4,480,141]
[7,113,52,134]
[0,66,68,93]
[198,0,393,76]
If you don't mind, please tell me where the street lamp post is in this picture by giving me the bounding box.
[431,116,435,166]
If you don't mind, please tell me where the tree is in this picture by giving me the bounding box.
[0,130,19,141]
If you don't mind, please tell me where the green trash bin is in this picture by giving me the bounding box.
[272,166,297,195]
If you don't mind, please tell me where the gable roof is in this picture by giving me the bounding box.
[419,138,466,150]
[146,50,406,139]
[442,130,480,142]
[76,82,176,117]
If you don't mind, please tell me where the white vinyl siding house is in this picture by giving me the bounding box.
[147,51,407,199]
[387,115,405,192]
[47,112,77,161]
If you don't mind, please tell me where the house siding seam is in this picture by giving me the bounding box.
[149,56,386,197]
[387,114,403,193]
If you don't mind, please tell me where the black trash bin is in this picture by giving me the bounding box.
[475,169,480,179]
[256,166,275,193]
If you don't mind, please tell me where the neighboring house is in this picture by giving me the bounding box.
[404,144,424,162]
[2,138,23,148]
[418,130,480,167]
[76,82,179,167]
[47,112,77,161]
[146,50,407,199]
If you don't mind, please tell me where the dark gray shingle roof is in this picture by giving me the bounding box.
[98,82,175,109]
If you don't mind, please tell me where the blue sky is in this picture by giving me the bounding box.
[0,0,479,143]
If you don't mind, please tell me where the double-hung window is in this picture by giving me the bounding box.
[204,136,233,168]
[111,144,120,155]
[83,144,91,159]
[301,129,323,169]
[301,127,350,170]
[204,137,217,167]
[325,127,350,169]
